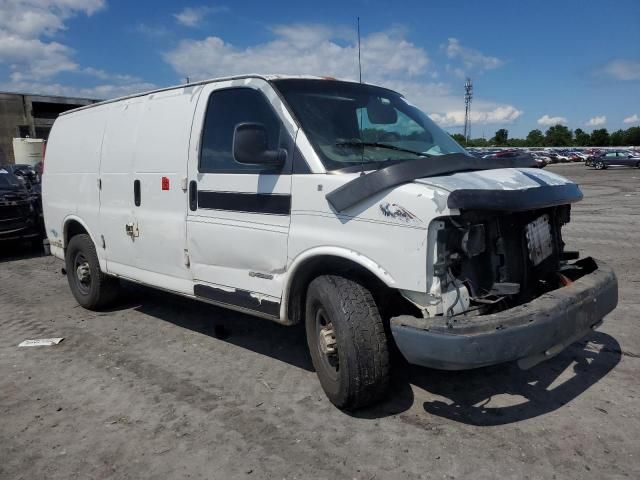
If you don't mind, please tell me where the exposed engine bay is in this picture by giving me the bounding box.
[405,204,596,319]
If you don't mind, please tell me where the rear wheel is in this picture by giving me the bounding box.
[305,275,390,410]
[65,234,119,310]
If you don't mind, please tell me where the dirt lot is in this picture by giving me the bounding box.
[1,164,639,479]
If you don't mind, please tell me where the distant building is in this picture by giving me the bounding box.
[0,92,100,164]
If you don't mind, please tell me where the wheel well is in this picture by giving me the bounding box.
[64,220,88,247]
[286,255,418,325]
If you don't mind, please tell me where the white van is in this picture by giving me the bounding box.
[43,75,617,409]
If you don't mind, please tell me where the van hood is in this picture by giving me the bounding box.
[326,154,582,213]
[414,167,582,212]
[413,166,572,192]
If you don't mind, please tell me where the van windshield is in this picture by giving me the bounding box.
[273,79,468,172]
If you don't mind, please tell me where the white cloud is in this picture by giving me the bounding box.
[0,0,153,99]
[0,34,77,79]
[0,0,105,79]
[134,23,172,38]
[376,80,522,127]
[600,59,640,81]
[174,6,227,27]
[164,25,429,83]
[623,114,639,125]
[164,24,521,128]
[430,106,523,127]
[586,115,606,127]
[444,38,503,76]
[0,79,157,99]
[537,115,568,127]
[0,0,105,38]
[82,67,144,83]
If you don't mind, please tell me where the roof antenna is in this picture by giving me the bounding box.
[357,17,362,84]
[357,17,365,175]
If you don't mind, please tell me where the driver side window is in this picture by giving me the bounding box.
[199,88,285,173]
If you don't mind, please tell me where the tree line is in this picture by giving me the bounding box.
[451,125,640,147]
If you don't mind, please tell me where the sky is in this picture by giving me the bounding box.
[0,0,638,137]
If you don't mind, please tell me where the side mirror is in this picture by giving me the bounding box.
[233,122,286,167]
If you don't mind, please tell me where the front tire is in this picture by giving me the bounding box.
[594,161,605,170]
[305,275,390,410]
[65,234,119,310]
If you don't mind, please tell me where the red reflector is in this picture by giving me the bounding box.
[162,177,170,190]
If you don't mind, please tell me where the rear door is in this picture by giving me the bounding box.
[99,100,142,273]
[130,87,202,294]
[186,79,295,318]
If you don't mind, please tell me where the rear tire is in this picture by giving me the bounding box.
[305,275,390,410]
[65,234,119,310]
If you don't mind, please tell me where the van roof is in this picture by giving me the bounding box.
[59,74,384,117]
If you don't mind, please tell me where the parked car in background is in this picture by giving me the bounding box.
[566,151,585,162]
[481,149,521,159]
[545,152,561,164]
[0,166,43,244]
[585,149,604,166]
[588,150,640,169]
[531,152,550,168]
[3,163,41,192]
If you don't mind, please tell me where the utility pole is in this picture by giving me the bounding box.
[463,77,473,142]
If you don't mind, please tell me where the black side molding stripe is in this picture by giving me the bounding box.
[325,153,537,212]
[194,284,280,317]
[447,183,583,211]
[197,191,291,215]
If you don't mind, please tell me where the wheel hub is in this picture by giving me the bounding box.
[76,262,90,283]
[319,325,337,355]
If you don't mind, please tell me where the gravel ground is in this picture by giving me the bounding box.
[1,163,638,479]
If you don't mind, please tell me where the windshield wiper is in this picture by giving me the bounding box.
[335,140,430,158]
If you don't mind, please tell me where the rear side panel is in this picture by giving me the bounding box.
[43,105,109,260]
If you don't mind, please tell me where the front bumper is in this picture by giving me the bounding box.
[391,258,618,370]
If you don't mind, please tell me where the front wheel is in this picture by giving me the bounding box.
[594,161,605,170]
[65,234,119,310]
[305,275,390,410]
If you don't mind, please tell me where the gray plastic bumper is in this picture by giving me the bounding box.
[390,258,618,370]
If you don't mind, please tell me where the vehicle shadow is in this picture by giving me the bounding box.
[0,240,45,263]
[115,284,620,425]
[357,331,621,425]
[122,283,314,372]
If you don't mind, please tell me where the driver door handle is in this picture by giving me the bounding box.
[189,181,198,211]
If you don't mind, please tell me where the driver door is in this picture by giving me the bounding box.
[186,80,294,318]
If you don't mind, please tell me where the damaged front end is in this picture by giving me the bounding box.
[392,203,618,371]
[433,205,576,318]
